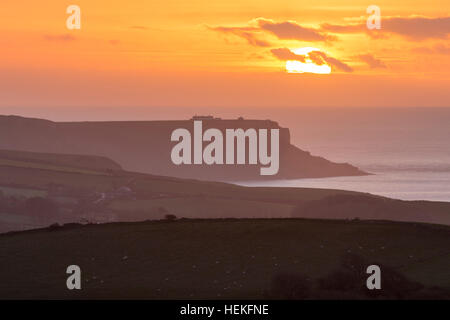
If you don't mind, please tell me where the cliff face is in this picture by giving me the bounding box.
[0,115,365,181]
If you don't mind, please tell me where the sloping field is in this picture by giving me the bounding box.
[0,149,122,172]
[0,219,448,299]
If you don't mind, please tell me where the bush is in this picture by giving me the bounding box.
[164,214,177,221]
[317,253,437,299]
[47,223,61,231]
[318,270,362,293]
[269,273,311,299]
[365,264,423,299]
[268,253,450,300]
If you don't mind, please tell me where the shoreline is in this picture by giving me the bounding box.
[235,170,450,202]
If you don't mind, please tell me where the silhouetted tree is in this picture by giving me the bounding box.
[164,214,177,221]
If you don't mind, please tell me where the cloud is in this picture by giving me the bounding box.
[255,18,337,42]
[270,48,306,62]
[320,22,387,39]
[357,54,387,69]
[308,51,353,72]
[383,16,450,40]
[43,34,76,42]
[271,48,353,72]
[321,23,366,33]
[321,16,450,40]
[208,26,271,47]
[209,18,336,46]
[413,43,450,55]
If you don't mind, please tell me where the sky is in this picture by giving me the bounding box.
[0,0,449,117]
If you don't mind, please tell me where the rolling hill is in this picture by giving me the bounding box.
[0,149,449,235]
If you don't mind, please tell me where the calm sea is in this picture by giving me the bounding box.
[237,107,450,202]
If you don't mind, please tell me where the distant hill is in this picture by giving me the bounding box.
[0,115,365,181]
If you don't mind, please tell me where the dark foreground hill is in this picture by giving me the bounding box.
[0,115,365,181]
[0,219,449,299]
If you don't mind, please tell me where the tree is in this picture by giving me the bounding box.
[164,214,177,221]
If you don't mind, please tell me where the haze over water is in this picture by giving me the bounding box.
[239,107,450,202]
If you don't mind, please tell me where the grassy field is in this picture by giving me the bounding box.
[0,218,449,299]
[0,149,122,172]
[0,185,47,198]
[0,158,107,175]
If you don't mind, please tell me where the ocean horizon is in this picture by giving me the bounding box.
[237,107,450,202]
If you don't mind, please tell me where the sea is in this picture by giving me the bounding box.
[236,107,450,202]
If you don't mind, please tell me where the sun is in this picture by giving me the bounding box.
[285,47,331,74]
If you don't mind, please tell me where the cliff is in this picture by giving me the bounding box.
[0,115,366,181]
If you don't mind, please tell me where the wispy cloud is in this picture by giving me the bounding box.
[357,54,387,69]
[209,17,337,46]
[43,34,76,42]
[130,26,148,30]
[255,18,337,42]
[208,26,271,47]
[308,51,353,72]
[270,48,306,62]
[321,16,450,40]
[413,43,450,54]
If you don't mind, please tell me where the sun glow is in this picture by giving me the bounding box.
[285,47,332,74]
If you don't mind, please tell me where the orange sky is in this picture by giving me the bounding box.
[0,0,449,111]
